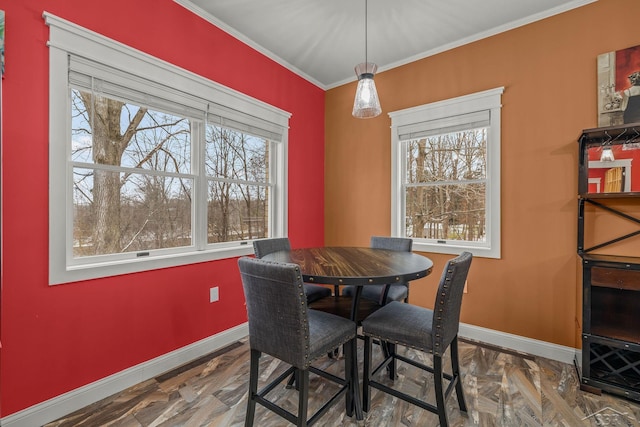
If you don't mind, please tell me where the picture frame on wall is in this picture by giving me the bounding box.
[0,10,4,75]
[597,44,640,127]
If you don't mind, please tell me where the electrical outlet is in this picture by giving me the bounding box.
[463,280,468,294]
[210,286,219,303]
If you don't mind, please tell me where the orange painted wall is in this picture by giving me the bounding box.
[325,0,640,348]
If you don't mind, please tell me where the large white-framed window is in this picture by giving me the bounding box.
[390,87,503,259]
[46,13,290,285]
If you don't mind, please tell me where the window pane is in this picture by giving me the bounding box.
[50,24,291,283]
[73,168,193,256]
[405,129,487,184]
[207,182,267,243]
[205,123,270,244]
[71,89,192,174]
[405,183,486,242]
[205,124,268,182]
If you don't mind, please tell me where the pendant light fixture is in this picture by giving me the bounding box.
[600,146,615,162]
[352,0,382,119]
[600,131,615,161]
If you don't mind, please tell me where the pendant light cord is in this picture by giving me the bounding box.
[365,0,368,66]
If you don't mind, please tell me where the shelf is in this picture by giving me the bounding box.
[580,122,640,144]
[591,286,640,343]
[581,254,640,266]
[578,123,640,195]
[579,192,640,199]
[578,124,640,401]
[591,328,640,345]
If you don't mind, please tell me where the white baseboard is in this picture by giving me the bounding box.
[1,323,249,427]
[459,322,578,365]
[1,321,579,427]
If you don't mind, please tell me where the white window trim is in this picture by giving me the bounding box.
[389,87,503,259]
[46,12,290,285]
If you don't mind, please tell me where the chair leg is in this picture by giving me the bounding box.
[344,342,354,417]
[295,369,301,391]
[297,368,309,427]
[286,371,296,389]
[450,337,467,413]
[387,342,397,380]
[433,354,449,427]
[349,337,363,420]
[245,349,260,427]
[363,336,372,413]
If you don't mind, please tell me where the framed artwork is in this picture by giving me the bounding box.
[0,10,4,75]
[597,44,640,127]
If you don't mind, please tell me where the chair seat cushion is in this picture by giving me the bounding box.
[304,283,332,303]
[342,284,408,305]
[362,301,434,352]
[308,309,356,361]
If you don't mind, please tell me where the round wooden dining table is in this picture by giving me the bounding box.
[263,246,432,284]
[262,246,433,418]
[261,246,434,322]
[262,246,433,420]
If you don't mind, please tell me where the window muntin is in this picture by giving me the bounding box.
[47,13,290,284]
[390,87,503,258]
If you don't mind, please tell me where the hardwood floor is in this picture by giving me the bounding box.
[46,337,640,426]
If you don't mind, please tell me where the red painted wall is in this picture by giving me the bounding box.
[0,0,324,416]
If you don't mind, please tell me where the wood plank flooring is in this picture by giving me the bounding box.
[46,337,640,426]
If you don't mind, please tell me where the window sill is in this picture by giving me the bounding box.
[413,241,500,259]
[50,245,255,285]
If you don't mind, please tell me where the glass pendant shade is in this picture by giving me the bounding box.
[352,62,382,118]
[600,146,615,162]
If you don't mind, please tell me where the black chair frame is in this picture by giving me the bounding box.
[361,251,472,427]
[363,335,466,426]
[239,257,362,426]
[247,341,358,426]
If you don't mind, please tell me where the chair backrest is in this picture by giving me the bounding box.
[238,257,311,369]
[431,251,472,356]
[370,236,413,304]
[253,237,291,259]
[370,236,412,252]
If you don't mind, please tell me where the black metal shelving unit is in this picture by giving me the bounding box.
[578,124,640,401]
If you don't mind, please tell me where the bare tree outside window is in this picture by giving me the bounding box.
[404,128,487,243]
[71,89,269,259]
[205,124,269,243]
[72,89,193,257]
[48,22,291,284]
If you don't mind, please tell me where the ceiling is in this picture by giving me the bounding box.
[176,0,595,89]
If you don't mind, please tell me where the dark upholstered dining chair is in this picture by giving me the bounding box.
[361,251,472,427]
[342,236,413,305]
[253,238,332,303]
[238,257,360,426]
